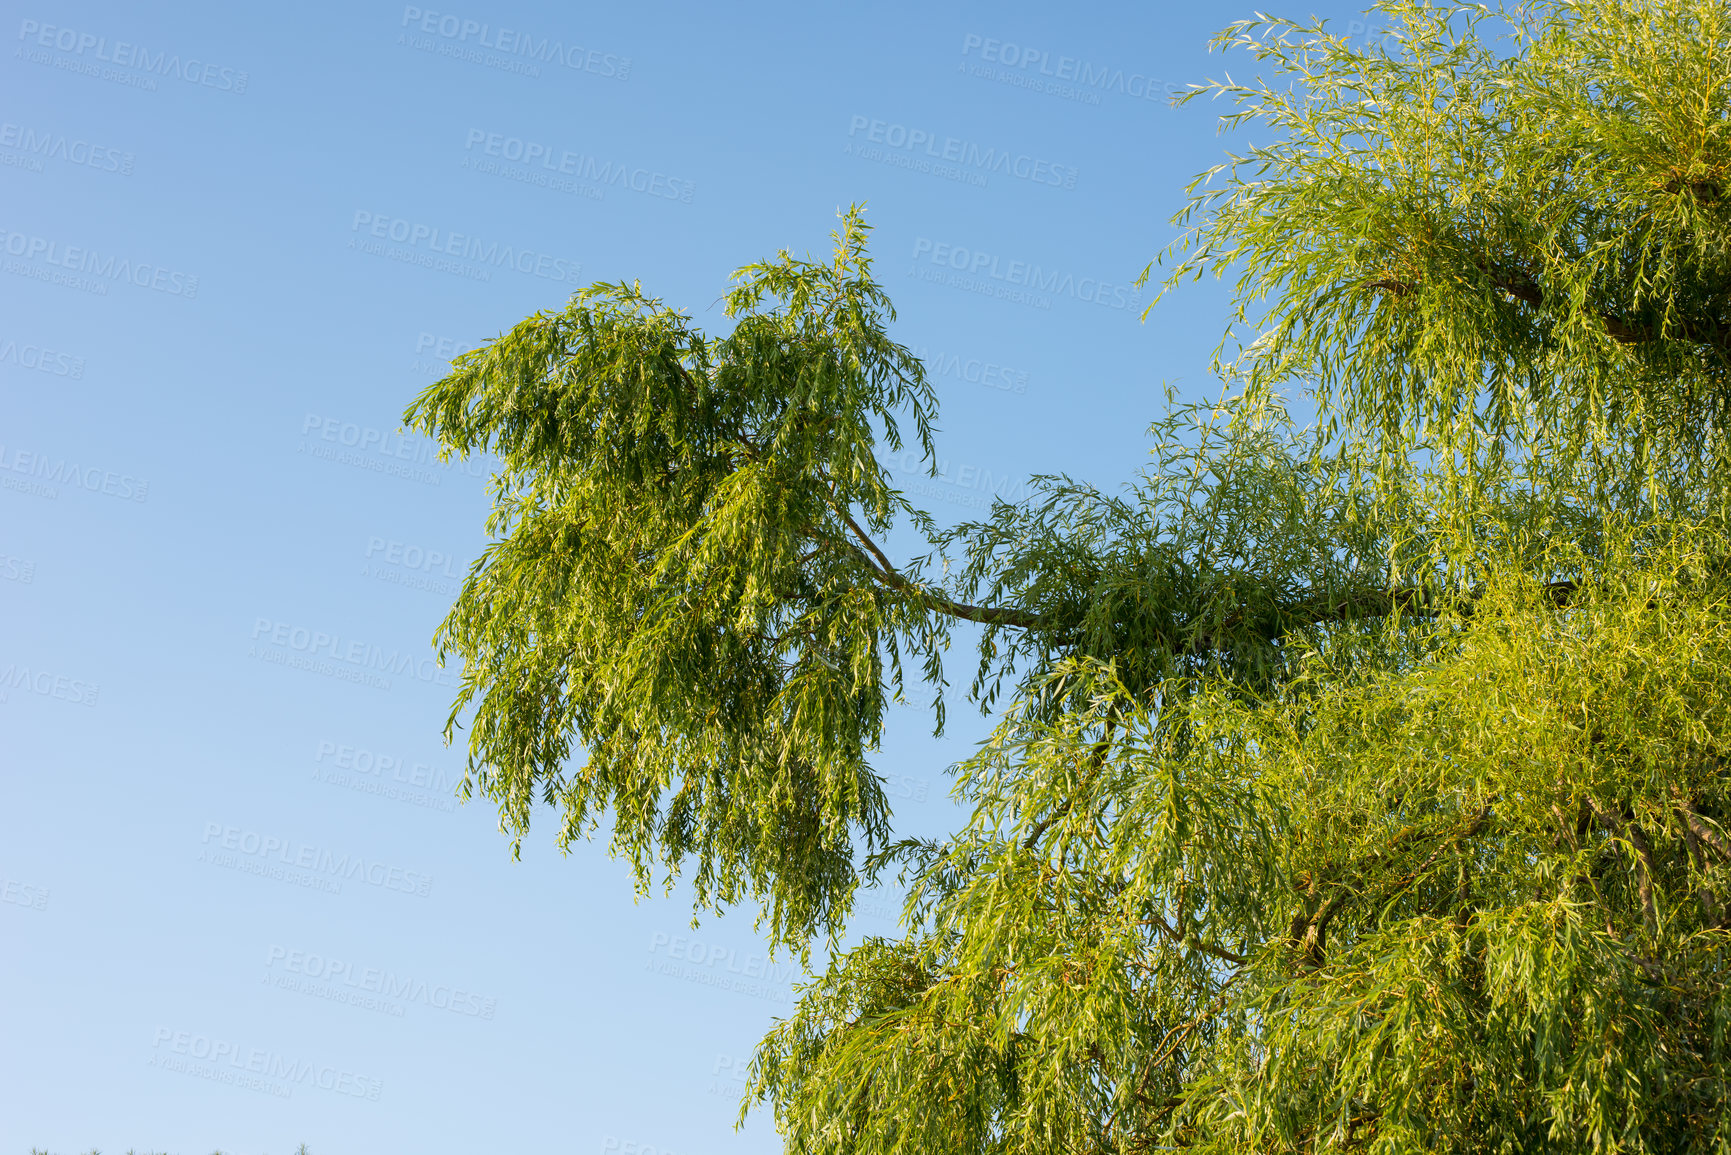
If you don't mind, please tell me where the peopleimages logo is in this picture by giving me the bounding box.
[349,211,582,284]
[0,443,149,502]
[399,7,630,79]
[248,616,461,691]
[200,821,435,898]
[361,535,465,597]
[0,552,37,584]
[959,34,1184,104]
[299,411,483,487]
[0,336,84,379]
[846,115,1078,189]
[874,444,1033,513]
[265,945,498,1019]
[645,932,799,1004]
[412,331,469,376]
[1,874,51,911]
[149,1027,382,1101]
[17,19,249,92]
[910,236,1142,311]
[709,1054,750,1097]
[0,662,99,707]
[365,537,464,578]
[312,738,462,814]
[0,121,133,174]
[462,129,695,203]
[0,227,198,297]
[911,345,1028,395]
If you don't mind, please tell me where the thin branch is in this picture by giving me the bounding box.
[1674,790,1731,861]
[1587,798,1658,933]
[1676,805,1724,927]
[1021,797,1076,851]
[834,505,1049,631]
[1175,581,1577,658]
[1143,912,1248,967]
[1367,269,1731,358]
[1021,716,1120,851]
[1291,804,1495,966]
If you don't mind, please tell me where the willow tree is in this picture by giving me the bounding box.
[405,0,1731,1149]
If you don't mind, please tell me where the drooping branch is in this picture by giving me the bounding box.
[1675,804,1725,927]
[833,505,1050,631]
[1367,267,1731,358]
[847,495,1581,658]
[1019,716,1120,851]
[1177,581,1579,658]
[1587,798,1659,933]
[1289,804,1496,965]
[1143,912,1249,967]
[1674,790,1731,862]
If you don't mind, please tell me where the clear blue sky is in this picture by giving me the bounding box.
[2,1,1388,1150]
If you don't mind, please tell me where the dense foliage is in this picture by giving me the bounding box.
[407,0,1731,1148]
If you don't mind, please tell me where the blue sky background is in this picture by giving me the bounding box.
[2,2,1394,1151]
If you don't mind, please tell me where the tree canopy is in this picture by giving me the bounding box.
[404,0,1731,1149]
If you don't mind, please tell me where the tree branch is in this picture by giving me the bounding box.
[1175,581,1577,659]
[1674,790,1731,862]
[1143,912,1248,967]
[834,505,1050,631]
[1290,804,1495,966]
[1587,798,1658,934]
[1020,796,1075,851]
[1368,267,1731,357]
[1676,805,1724,927]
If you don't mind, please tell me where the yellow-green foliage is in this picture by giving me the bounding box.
[411,0,1731,1147]
[751,531,1731,1153]
[1156,0,1731,486]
